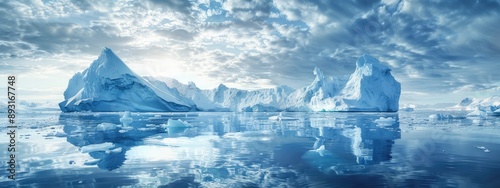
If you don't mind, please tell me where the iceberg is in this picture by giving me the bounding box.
[119,111,133,126]
[457,96,500,116]
[162,54,399,112]
[60,51,400,112]
[165,119,192,128]
[287,54,400,111]
[59,48,194,112]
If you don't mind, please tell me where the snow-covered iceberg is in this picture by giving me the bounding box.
[287,54,400,111]
[457,96,500,116]
[59,48,194,112]
[60,50,400,112]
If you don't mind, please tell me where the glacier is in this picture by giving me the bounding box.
[60,48,400,112]
[59,48,194,112]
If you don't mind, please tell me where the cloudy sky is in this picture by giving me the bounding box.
[0,0,499,105]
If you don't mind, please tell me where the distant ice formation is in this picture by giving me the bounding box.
[455,96,500,116]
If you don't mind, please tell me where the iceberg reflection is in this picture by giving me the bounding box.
[303,113,401,175]
[58,112,173,170]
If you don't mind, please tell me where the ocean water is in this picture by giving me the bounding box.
[1,110,499,187]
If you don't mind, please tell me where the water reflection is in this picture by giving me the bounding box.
[58,112,399,173]
[56,112,400,186]
[303,113,400,175]
[58,113,173,170]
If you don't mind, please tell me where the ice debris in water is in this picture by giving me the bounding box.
[476,146,490,153]
[97,123,117,131]
[164,119,192,128]
[373,117,396,126]
[315,145,327,157]
[268,112,283,121]
[120,111,133,126]
[148,114,162,120]
[80,142,115,153]
[268,112,297,121]
[428,113,465,120]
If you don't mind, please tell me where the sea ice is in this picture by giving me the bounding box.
[97,123,118,131]
[373,117,396,126]
[165,119,192,128]
[80,142,115,153]
[120,111,133,126]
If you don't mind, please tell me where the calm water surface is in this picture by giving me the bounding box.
[1,110,499,187]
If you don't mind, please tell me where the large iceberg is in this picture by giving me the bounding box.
[60,50,400,112]
[286,54,400,111]
[456,96,500,116]
[151,54,400,112]
[59,48,194,112]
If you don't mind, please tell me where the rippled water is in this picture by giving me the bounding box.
[1,110,500,187]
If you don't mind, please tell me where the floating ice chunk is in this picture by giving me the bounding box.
[148,114,162,120]
[84,159,100,165]
[476,146,490,152]
[164,119,192,128]
[429,114,448,120]
[80,142,114,153]
[373,117,396,126]
[315,145,327,157]
[96,123,118,131]
[429,114,465,120]
[120,111,133,126]
[268,112,297,121]
[44,132,68,137]
[118,129,128,133]
[106,147,122,154]
[400,107,414,112]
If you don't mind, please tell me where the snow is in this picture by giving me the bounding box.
[59,47,193,112]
